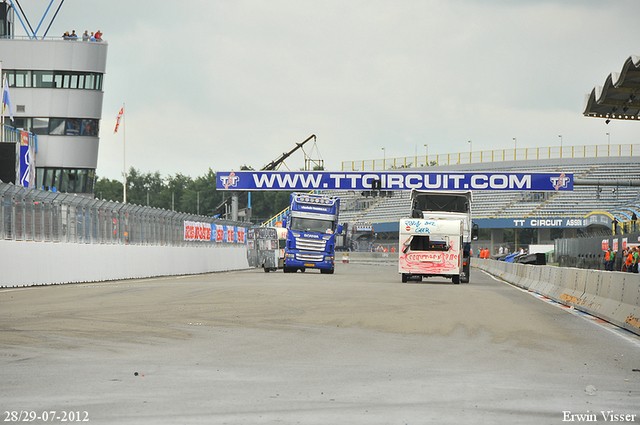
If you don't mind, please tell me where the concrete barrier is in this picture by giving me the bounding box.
[0,240,250,288]
[472,258,640,336]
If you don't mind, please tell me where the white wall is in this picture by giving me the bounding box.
[0,240,249,287]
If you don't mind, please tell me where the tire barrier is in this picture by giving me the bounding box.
[473,258,640,337]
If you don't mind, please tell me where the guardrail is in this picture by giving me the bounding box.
[0,182,244,246]
[0,182,252,287]
[473,258,640,336]
[342,143,640,171]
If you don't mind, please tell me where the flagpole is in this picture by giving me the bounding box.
[122,103,126,204]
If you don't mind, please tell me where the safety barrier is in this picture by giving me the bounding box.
[0,182,251,287]
[473,258,640,336]
[0,240,249,287]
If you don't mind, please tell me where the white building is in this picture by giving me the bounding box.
[0,1,107,194]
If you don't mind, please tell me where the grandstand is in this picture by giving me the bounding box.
[327,148,640,243]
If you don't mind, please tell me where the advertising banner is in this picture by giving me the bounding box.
[184,221,212,241]
[18,131,35,188]
[184,222,246,243]
[474,217,588,229]
[217,171,573,192]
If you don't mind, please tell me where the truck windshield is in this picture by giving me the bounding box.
[290,217,334,233]
[413,194,469,213]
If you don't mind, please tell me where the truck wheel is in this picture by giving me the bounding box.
[264,267,270,273]
[452,275,460,284]
[283,267,293,273]
[321,267,334,274]
[402,273,409,283]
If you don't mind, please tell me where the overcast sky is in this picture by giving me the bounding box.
[16,0,640,180]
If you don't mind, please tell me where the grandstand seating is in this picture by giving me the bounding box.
[326,158,640,225]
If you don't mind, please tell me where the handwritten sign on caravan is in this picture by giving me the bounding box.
[217,171,573,191]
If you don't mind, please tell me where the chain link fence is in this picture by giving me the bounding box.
[0,182,247,246]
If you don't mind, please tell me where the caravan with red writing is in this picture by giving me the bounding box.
[399,218,464,284]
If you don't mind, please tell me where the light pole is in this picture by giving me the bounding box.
[606,132,610,156]
[513,137,517,160]
[468,140,472,163]
[424,143,428,166]
[558,134,563,157]
[382,147,385,170]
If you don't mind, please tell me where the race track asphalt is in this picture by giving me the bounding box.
[1,262,639,424]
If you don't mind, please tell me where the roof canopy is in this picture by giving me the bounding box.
[583,55,640,122]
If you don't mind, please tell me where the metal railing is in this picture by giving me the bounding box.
[2,125,37,145]
[0,35,107,43]
[342,144,640,171]
[0,182,245,246]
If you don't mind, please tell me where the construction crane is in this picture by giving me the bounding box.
[261,134,316,171]
[217,134,320,220]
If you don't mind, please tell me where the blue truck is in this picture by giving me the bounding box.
[283,192,342,274]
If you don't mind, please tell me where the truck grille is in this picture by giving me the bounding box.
[296,237,326,252]
[297,253,324,262]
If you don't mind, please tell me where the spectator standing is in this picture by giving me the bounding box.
[633,247,639,273]
[82,30,89,41]
[610,249,616,271]
[94,30,103,41]
[625,249,633,272]
[604,248,612,271]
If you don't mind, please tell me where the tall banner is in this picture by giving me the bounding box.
[18,131,35,188]
[217,171,573,192]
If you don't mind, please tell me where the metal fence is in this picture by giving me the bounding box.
[0,182,246,246]
[342,143,640,171]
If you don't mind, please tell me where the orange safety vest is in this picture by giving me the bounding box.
[605,251,610,261]
[626,253,633,266]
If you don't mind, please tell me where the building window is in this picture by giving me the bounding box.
[2,70,103,90]
[37,167,95,193]
[32,71,55,88]
[32,117,49,135]
[11,117,99,137]
[49,118,65,135]
[81,119,98,136]
[14,70,31,87]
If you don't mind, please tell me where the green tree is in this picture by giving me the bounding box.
[94,176,123,202]
[125,167,166,207]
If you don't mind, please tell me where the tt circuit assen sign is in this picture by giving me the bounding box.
[217,171,573,192]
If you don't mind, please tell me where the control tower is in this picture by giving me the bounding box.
[0,0,107,195]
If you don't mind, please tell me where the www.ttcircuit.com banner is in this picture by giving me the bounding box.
[217,171,573,192]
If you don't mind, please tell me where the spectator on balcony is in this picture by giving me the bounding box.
[95,30,103,41]
[82,30,89,41]
[69,30,78,40]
